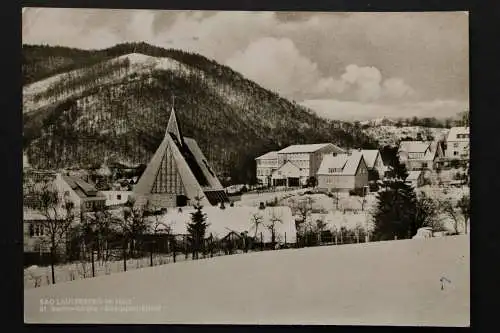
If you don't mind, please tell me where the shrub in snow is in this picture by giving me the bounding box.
[26,265,43,288]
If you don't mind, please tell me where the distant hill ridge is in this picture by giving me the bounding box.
[22,42,379,184]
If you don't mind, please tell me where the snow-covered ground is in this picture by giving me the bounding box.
[149,205,296,243]
[25,235,469,326]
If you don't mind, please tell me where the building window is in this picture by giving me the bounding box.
[454,151,458,156]
[117,194,122,200]
[422,163,428,168]
[453,143,459,148]
[30,223,44,237]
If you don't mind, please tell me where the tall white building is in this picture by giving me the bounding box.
[445,127,469,160]
[255,151,280,186]
[256,143,345,187]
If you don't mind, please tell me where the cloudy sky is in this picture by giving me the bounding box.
[22,8,469,120]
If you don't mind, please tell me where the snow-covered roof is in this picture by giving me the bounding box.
[406,171,422,181]
[399,141,431,154]
[255,151,278,160]
[317,152,364,176]
[278,143,342,154]
[271,161,301,179]
[399,141,439,161]
[61,174,105,199]
[361,150,380,169]
[146,206,296,243]
[446,127,469,142]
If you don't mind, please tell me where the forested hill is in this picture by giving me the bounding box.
[22,42,379,184]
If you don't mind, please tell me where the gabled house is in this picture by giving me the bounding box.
[360,149,386,180]
[317,152,369,192]
[23,173,105,256]
[277,144,345,185]
[256,143,345,188]
[60,174,107,213]
[271,161,302,187]
[398,141,444,171]
[445,127,469,160]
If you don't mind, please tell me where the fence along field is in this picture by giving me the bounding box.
[24,224,371,289]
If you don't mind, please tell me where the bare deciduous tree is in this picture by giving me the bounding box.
[28,180,77,284]
[118,202,148,258]
[250,213,264,240]
[457,194,470,235]
[439,199,460,235]
[267,210,283,249]
[315,216,328,244]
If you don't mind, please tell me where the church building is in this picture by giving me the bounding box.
[133,107,229,209]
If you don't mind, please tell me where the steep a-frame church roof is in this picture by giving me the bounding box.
[133,106,228,208]
[165,105,183,144]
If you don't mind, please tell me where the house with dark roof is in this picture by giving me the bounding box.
[316,151,369,192]
[23,173,105,256]
[59,174,106,212]
[133,106,229,209]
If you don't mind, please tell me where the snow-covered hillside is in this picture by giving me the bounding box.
[25,235,469,326]
[365,125,449,147]
[23,53,193,114]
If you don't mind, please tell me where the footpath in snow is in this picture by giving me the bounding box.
[25,235,469,326]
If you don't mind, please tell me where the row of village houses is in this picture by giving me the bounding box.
[23,171,132,253]
[255,126,469,192]
[23,126,469,253]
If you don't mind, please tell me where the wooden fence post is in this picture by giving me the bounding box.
[172,236,177,263]
[91,245,95,278]
[284,232,287,247]
[123,240,127,272]
[150,241,153,267]
[260,232,264,251]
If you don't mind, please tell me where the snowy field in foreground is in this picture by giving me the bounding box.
[24,235,469,326]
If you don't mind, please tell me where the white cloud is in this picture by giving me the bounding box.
[22,9,468,104]
[226,37,323,97]
[341,65,383,102]
[382,78,416,99]
[226,38,416,102]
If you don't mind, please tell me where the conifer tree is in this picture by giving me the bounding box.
[373,179,418,241]
[187,196,209,259]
